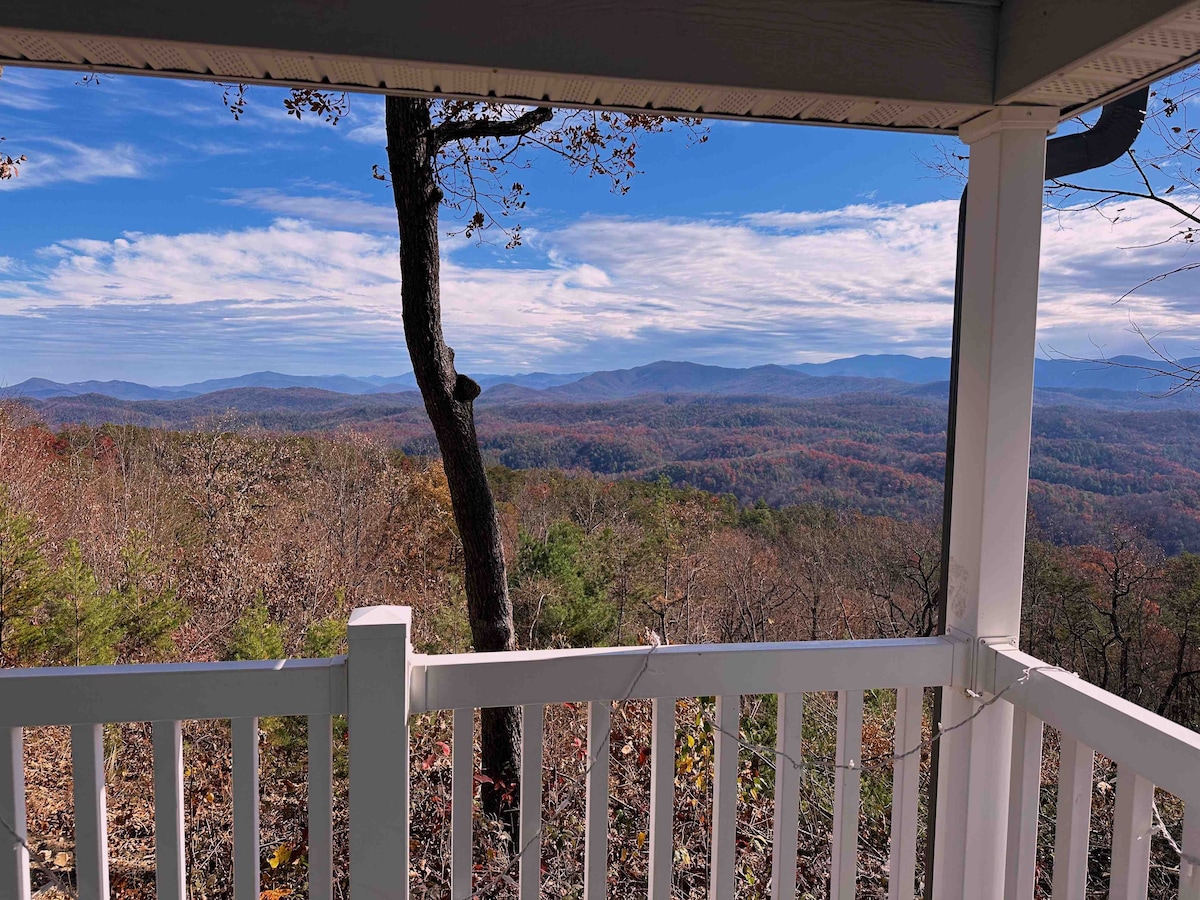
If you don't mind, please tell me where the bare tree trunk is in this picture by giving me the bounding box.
[385,96,520,819]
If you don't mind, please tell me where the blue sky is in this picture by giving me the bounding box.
[2,65,1199,384]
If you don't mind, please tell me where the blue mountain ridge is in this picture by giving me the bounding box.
[4,355,1198,406]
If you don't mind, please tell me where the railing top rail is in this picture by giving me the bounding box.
[0,656,348,727]
[411,636,956,714]
[986,643,1200,806]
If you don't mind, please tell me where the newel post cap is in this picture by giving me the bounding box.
[348,605,412,640]
[959,106,1059,145]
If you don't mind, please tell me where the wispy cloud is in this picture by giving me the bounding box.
[0,65,60,110]
[221,187,396,231]
[0,138,147,190]
[1,196,1199,382]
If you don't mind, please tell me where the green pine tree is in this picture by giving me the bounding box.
[0,492,50,664]
[20,541,125,666]
[111,533,186,660]
[227,596,285,661]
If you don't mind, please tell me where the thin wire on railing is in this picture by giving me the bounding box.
[0,808,76,899]
[6,647,1196,896]
[475,638,662,896]
[473,648,1070,895]
[700,662,1071,776]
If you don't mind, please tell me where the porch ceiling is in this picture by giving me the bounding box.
[1,1,1199,134]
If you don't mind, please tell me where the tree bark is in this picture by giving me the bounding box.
[385,96,521,819]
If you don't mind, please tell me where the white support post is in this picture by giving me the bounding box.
[348,606,412,900]
[0,727,30,900]
[1003,710,1043,900]
[71,723,110,900]
[770,693,803,900]
[932,105,1058,900]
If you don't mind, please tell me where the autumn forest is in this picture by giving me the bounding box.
[2,385,1199,897]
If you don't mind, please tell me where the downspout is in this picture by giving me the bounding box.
[923,87,1149,899]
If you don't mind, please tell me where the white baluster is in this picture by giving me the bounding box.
[647,697,675,900]
[1109,767,1152,900]
[451,708,474,900]
[889,688,922,900]
[152,720,185,900]
[1051,738,1093,900]
[831,690,863,900]
[520,704,544,900]
[307,715,333,900]
[584,701,611,900]
[0,727,30,900]
[232,717,260,900]
[1004,710,1043,900]
[771,693,803,900]
[71,723,109,900]
[1181,803,1200,900]
[709,695,739,900]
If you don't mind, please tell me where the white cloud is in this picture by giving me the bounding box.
[344,102,386,145]
[1,195,1199,381]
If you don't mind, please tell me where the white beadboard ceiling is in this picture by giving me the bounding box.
[1,1,1199,134]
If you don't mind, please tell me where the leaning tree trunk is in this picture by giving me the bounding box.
[385,95,521,819]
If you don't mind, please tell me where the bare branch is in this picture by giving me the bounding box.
[433,106,554,147]
[1116,262,1200,305]
[1048,177,1200,227]
[1048,320,1200,397]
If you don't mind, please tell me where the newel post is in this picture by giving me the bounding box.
[348,605,413,900]
[931,106,1057,899]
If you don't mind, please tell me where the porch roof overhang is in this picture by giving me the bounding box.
[1,1,1200,135]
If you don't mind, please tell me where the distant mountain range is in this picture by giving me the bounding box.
[4,354,1197,409]
[2,369,589,401]
[788,353,1199,393]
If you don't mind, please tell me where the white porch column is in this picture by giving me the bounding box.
[931,106,1057,899]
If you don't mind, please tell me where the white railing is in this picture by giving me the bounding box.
[0,656,346,900]
[980,641,1200,900]
[2,606,1200,899]
[409,622,956,900]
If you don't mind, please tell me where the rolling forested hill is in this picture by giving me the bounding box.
[17,381,1200,553]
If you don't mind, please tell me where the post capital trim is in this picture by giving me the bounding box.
[958,106,1059,145]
